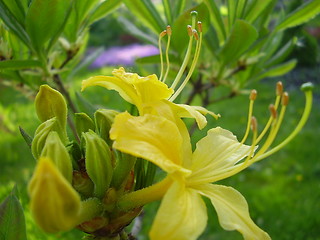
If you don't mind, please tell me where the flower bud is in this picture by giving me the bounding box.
[94,109,118,144]
[41,131,73,182]
[35,85,68,143]
[28,157,81,233]
[72,171,94,197]
[31,118,57,159]
[75,112,95,137]
[82,130,113,198]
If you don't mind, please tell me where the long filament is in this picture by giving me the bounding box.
[162,26,172,83]
[158,30,166,81]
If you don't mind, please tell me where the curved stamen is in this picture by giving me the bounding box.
[158,30,167,82]
[241,89,257,144]
[162,25,172,83]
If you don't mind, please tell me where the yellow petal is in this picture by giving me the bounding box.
[81,75,139,105]
[112,67,173,103]
[189,127,253,184]
[196,184,271,240]
[150,181,207,240]
[110,112,190,174]
[28,157,81,233]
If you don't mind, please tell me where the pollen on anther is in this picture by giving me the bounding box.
[197,21,203,33]
[160,30,167,37]
[193,30,199,40]
[276,81,283,96]
[269,104,277,118]
[251,116,258,132]
[282,92,289,106]
[250,89,257,101]
[166,25,172,36]
[187,25,193,36]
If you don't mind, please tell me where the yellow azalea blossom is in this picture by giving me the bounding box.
[111,83,313,240]
[110,113,270,240]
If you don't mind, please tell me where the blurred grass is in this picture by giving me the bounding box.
[0,67,319,239]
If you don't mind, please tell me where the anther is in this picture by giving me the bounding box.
[160,30,167,37]
[269,104,277,118]
[187,25,193,36]
[276,81,283,96]
[251,116,258,132]
[197,21,203,33]
[193,30,199,40]
[166,25,172,36]
[250,89,257,101]
[281,92,289,106]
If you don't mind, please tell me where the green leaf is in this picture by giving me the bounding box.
[173,0,186,19]
[75,113,95,136]
[0,59,42,70]
[2,0,25,25]
[136,54,179,64]
[227,0,237,33]
[89,0,122,23]
[171,3,210,53]
[0,187,27,240]
[235,0,247,19]
[25,0,72,51]
[162,0,173,24]
[276,0,320,31]
[218,20,258,65]
[203,0,226,42]
[0,0,30,47]
[118,16,158,46]
[254,59,297,81]
[123,0,165,34]
[244,0,273,23]
[19,126,33,148]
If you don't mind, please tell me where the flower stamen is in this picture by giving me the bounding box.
[162,25,172,83]
[158,30,167,82]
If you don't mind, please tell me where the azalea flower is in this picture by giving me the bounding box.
[110,82,313,240]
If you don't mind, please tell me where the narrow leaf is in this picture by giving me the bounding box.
[0,187,27,240]
[0,0,30,46]
[254,59,297,81]
[203,0,226,42]
[19,126,33,148]
[162,0,173,24]
[276,0,320,31]
[0,60,42,70]
[245,0,273,23]
[25,0,72,51]
[227,0,237,33]
[219,20,258,65]
[89,0,122,24]
[2,0,25,25]
[123,0,165,34]
[173,0,186,19]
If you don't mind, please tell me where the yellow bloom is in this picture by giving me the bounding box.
[111,82,313,240]
[111,113,269,240]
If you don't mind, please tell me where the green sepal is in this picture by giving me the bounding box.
[35,85,68,143]
[31,117,57,159]
[82,130,113,198]
[41,131,73,182]
[94,109,118,145]
[75,112,95,137]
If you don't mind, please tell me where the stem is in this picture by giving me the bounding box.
[117,177,172,211]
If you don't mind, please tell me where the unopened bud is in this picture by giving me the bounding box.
[197,21,203,33]
[78,216,108,233]
[282,92,289,106]
[82,130,113,198]
[31,117,57,159]
[28,157,81,233]
[250,89,257,101]
[73,171,94,197]
[276,81,283,96]
[160,30,167,37]
[269,104,277,118]
[187,25,193,36]
[75,113,95,136]
[35,85,68,143]
[251,116,257,132]
[166,25,172,35]
[94,109,118,145]
[41,131,73,182]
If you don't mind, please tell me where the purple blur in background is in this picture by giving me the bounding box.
[90,44,159,68]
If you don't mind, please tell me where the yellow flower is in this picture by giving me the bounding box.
[111,82,313,240]
[28,157,81,233]
[110,113,269,240]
